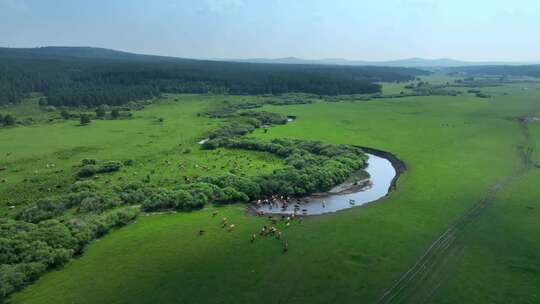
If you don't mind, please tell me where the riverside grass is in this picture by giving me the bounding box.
[5,76,540,304]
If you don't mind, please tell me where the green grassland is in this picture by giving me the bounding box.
[4,76,540,303]
[0,95,284,213]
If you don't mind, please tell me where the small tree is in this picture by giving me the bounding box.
[111,109,120,119]
[60,110,70,120]
[38,98,48,106]
[3,114,15,126]
[80,114,91,125]
[95,106,106,119]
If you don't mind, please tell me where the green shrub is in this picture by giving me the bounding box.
[70,180,98,192]
[60,109,70,119]
[219,187,249,204]
[97,161,121,173]
[95,105,108,119]
[15,197,66,223]
[2,114,16,126]
[80,114,91,125]
[76,165,97,178]
[188,193,209,210]
[77,192,121,214]
[111,109,120,119]
[81,159,97,165]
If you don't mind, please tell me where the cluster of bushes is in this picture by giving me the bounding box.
[203,98,311,120]
[141,188,207,212]
[2,180,147,298]
[95,105,127,120]
[263,97,313,106]
[57,106,131,126]
[0,206,138,299]
[173,137,366,211]
[465,89,490,98]
[203,102,261,118]
[16,181,124,223]
[128,137,368,213]
[14,179,220,220]
[404,83,462,97]
[137,180,253,212]
[0,113,16,127]
[202,109,290,144]
[76,160,122,178]
[239,111,288,125]
[475,93,491,98]
[206,122,257,141]
[208,138,368,196]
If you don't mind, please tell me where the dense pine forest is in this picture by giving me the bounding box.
[0,47,428,107]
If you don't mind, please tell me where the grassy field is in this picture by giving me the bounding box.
[4,76,540,303]
[0,94,284,214]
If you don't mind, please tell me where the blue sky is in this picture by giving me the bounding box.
[1,0,539,61]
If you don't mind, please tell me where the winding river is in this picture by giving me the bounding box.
[254,153,397,215]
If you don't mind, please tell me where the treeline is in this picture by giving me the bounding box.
[0,47,428,107]
[446,65,540,77]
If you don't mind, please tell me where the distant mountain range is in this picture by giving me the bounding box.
[222,57,537,68]
[0,46,537,68]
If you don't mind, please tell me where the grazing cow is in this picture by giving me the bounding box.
[228,224,235,231]
[251,234,257,243]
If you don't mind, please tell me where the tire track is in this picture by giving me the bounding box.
[377,117,536,304]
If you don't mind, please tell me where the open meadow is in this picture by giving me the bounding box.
[3,76,539,303]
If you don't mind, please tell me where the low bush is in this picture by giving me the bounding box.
[141,189,197,212]
[76,165,97,178]
[97,161,121,173]
[0,207,139,300]
[75,160,122,178]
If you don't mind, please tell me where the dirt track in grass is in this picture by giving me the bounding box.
[376,117,537,304]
